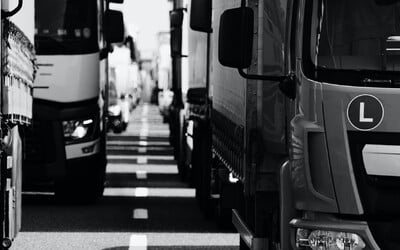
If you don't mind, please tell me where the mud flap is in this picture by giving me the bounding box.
[232,209,269,250]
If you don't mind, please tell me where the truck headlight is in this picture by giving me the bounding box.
[108,104,121,116]
[63,118,95,142]
[296,229,366,250]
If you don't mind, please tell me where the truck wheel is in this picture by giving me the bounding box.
[113,123,123,134]
[177,116,190,182]
[55,172,104,203]
[216,204,232,229]
[195,121,213,217]
[55,157,105,203]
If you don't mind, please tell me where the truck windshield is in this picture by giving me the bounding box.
[35,0,98,55]
[312,0,400,74]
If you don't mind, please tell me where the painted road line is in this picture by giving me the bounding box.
[142,105,149,115]
[134,187,149,197]
[137,156,148,164]
[106,164,178,174]
[129,234,147,250]
[103,187,194,198]
[138,141,148,146]
[140,123,149,133]
[133,209,149,220]
[103,188,135,197]
[108,155,174,160]
[139,129,148,137]
[139,136,147,141]
[136,170,147,179]
[141,118,148,123]
[138,147,147,154]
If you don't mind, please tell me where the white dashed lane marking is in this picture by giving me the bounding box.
[133,209,149,220]
[136,170,147,179]
[138,148,147,153]
[137,156,148,164]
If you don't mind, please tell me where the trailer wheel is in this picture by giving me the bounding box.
[55,152,106,203]
[177,113,188,181]
[194,120,213,217]
[55,170,104,203]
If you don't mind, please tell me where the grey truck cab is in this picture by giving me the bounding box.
[218,0,400,249]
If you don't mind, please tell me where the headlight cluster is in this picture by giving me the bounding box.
[63,118,95,142]
[296,229,366,250]
[108,104,122,116]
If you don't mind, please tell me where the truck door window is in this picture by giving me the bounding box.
[314,0,400,72]
[302,0,400,85]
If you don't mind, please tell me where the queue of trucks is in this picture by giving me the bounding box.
[169,0,400,249]
[2,0,400,249]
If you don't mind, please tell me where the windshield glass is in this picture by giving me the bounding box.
[313,0,400,72]
[35,0,98,55]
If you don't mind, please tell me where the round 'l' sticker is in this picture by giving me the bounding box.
[347,94,384,131]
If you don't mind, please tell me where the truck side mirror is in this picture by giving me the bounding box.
[125,36,137,62]
[104,10,125,44]
[190,0,212,33]
[218,7,254,69]
[170,27,182,57]
[170,9,184,57]
[170,9,184,28]
[2,0,23,18]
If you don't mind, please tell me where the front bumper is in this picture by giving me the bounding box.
[23,99,105,184]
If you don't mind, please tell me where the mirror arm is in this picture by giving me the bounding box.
[2,0,23,19]
[279,73,296,99]
[238,68,296,99]
[238,68,286,82]
[175,7,187,12]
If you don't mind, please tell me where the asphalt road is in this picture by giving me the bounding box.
[11,104,239,250]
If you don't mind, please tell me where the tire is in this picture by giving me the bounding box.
[55,170,104,203]
[122,122,128,131]
[113,124,123,134]
[193,120,213,217]
[217,205,233,230]
[177,114,190,182]
[55,151,106,204]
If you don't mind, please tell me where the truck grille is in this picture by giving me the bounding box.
[24,120,57,163]
[348,131,400,249]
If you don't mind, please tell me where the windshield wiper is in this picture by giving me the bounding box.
[363,78,393,84]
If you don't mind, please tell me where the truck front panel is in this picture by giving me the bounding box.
[290,0,400,248]
[35,54,100,103]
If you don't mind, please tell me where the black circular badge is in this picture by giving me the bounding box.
[347,94,384,131]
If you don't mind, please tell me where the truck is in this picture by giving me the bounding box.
[0,0,36,248]
[156,31,173,122]
[23,0,124,201]
[186,0,400,249]
[108,36,140,133]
